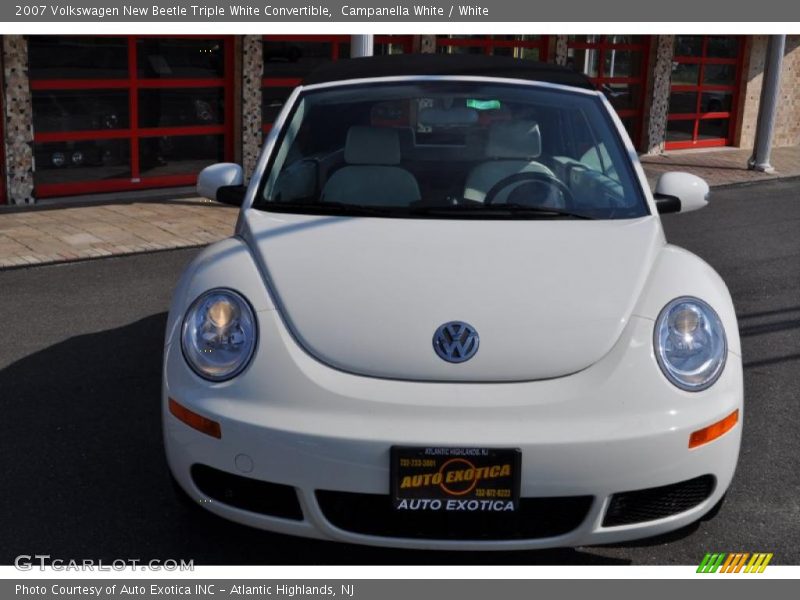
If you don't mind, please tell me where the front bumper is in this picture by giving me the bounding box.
[163,309,743,550]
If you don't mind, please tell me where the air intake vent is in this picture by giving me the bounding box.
[603,475,715,527]
[191,464,303,520]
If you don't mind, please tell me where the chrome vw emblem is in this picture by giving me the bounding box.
[433,321,480,363]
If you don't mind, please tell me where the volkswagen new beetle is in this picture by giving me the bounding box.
[163,55,742,550]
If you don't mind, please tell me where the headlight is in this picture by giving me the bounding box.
[654,297,727,391]
[181,289,257,381]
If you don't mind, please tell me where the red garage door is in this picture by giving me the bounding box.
[566,35,651,147]
[262,35,414,135]
[29,36,234,198]
[666,36,744,149]
[436,35,550,62]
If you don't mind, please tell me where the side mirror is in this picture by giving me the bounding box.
[653,172,709,214]
[197,163,246,207]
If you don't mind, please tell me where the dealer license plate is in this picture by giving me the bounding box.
[391,446,521,513]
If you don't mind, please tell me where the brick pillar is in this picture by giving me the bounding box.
[773,35,800,147]
[736,36,768,149]
[2,35,34,205]
[553,35,568,66]
[645,35,674,155]
[241,35,263,183]
[734,35,800,150]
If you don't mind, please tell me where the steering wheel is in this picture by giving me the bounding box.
[484,171,574,208]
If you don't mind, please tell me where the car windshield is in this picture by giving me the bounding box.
[255,80,648,220]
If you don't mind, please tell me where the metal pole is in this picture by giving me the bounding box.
[350,35,374,58]
[749,35,786,173]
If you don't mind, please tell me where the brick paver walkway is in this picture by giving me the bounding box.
[641,144,800,188]
[1,145,798,269]
[0,198,237,268]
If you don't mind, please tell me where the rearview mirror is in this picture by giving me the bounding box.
[197,163,246,206]
[653,172,709,214]
[418,107,479,127]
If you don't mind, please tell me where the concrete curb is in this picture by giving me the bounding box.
[708,174,800,191]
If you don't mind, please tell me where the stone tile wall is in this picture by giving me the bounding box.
[241,35,263,183]
[2,35,34,205]
[645,35,674,155]
[554,35,568,66]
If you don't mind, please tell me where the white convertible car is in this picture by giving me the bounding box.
[163,54,742,550]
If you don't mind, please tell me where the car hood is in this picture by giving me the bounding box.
[242,209,664,382]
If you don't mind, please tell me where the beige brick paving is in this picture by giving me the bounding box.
[1,146,798,270]
[641,145,800,189]
[0,197,237,269]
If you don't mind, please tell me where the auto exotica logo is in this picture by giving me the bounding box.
[392,447,520,512]
[396,457,516,511]
[398,458,512,495]
[697,552,773,573]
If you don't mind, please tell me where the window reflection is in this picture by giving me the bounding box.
[263,41,335,77]
[674,36,703,57]
[698,119,730,140]
[138,89,224,128]
[669,91,698,114]
[34,140,131,184]
[139,135,224,177]
[666,120,695,142]
[137,39,224,79]
[603,50,641,79]
[602,83,641,111]
[567,48,599,77]
[262,87,293,123]
[707,37,739,58]
[703,64,737,86]
[671,63,700,86]
[33,90,129,132]
[29,36,128,79]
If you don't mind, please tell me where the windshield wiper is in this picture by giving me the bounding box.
[409,203,596,220]
[267,201,402,217]
[266,201,596,220]
[495,203,596,220]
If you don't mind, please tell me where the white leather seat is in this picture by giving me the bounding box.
[464,121,556,204]
[321,126,420,206]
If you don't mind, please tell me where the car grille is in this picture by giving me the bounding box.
[603,475,716,527]
[315,491,593,540]
[191,464,303,520]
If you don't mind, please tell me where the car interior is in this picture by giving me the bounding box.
[263,91,645,218]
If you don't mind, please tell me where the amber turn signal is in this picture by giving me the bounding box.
[689,409,739,449]
[169,397,222,439]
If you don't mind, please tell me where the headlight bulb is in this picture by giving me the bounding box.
[654,297,727,391]
[181,289,257,381]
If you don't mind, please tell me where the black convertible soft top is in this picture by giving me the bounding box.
[302,53,595,90]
